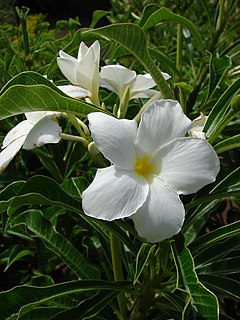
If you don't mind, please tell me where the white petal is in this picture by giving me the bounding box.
[82,166,149,220]
[2,120,33,148]
[131,74,156,92]
[100,65,136,96]
[132,176,185,243]
[57,54,78,84]
[88,112,138,169]
[157,137,220,194]
[0,137,26,173]
[131,89,159,100]
[136,99,192,154]
[58,85,90,98]
[162,72,171,80]
[78,42,89,58]
[25,111,51,123]
[76,48,99,93]
[23,115,61,150]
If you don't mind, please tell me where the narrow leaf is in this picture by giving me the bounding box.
[172,234,219,319]
[0,280,131,320]
[13,209,100,279]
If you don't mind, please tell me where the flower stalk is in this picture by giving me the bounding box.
[110,232,128,320]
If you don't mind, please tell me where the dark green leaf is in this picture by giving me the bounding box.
[13,209,100,279]
[172,234,219,319]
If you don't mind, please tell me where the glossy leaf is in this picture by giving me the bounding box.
[134,243,156,284]
[203,78,240,138]
[200,275,240,301]
[186,167,240,210]
[189,221,240,253]
[4,244,33,271]
[196,256,240,275]
[215,133,240,154]
[0,71,108,121]
[140,7,204,53]
[50,291,117,320]
[13,209,100,279]
[83,23,172,98]
[194,235,240,266]
[172,234,219,319]
[0,280,132,320]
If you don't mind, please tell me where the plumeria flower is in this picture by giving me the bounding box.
[188,112,208,139]
[82,99,220,243]
[0,111,61,173]
[100,64,170,103]
[57,41,100,106]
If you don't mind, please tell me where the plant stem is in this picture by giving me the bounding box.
[110,232,128,319]
[176,24,182,70]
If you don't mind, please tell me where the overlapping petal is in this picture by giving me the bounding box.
[2,120,33,148]
[88,112,138,169]
[100,65,136,97]
[131,176,184,243]
[23,115,62,150]
[157,137,220,194]
[57,52,78,84]
[82,166,149,220]
[136,99,192,155]
[0,137,26,173]
[58,85,90,99]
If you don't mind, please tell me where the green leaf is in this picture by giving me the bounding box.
[203,78,240,139]
[149,48,182,78]
[140,7,204,54]
[50,291,117,320]
[4,244,33,271]
[89,10,110,29]
[0,180,25,213]
[196,256,240,275]
[215,133,240,154]
[189,221,240,253]
[83,23,172,98]
[6,175,82,216]
[194,235,240,266]
[200,275,240,301]
[2,175,137,257]
[186,167,240,209]
[20,307,67,320]
[0,72,109,121]
[0,280,132,320]
[134,243,156,284]
[172,234,219,319]
[13,209,100,279]
[206,54,232,102]
[61,177,88,198]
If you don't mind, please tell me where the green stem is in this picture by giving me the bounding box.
[176,24,182,70]
[110,232,128,319]
[16,7,30,57]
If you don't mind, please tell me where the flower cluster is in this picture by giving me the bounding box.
[0,40,220,243]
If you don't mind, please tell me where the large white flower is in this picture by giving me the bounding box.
[0,111,62,173]
[82,99,220,243]
[57,41,100,105]
[100,64,170,103]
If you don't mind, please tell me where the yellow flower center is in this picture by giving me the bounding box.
[134,154,157,183]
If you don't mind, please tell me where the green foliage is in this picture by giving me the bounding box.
[0,2,240,320]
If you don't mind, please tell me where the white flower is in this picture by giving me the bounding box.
[57,41,100,105]
[58,85,90,99]
[82,99,220,243]
[0,111,61,173]
[188,112,208,139]
[100,64,170,103]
